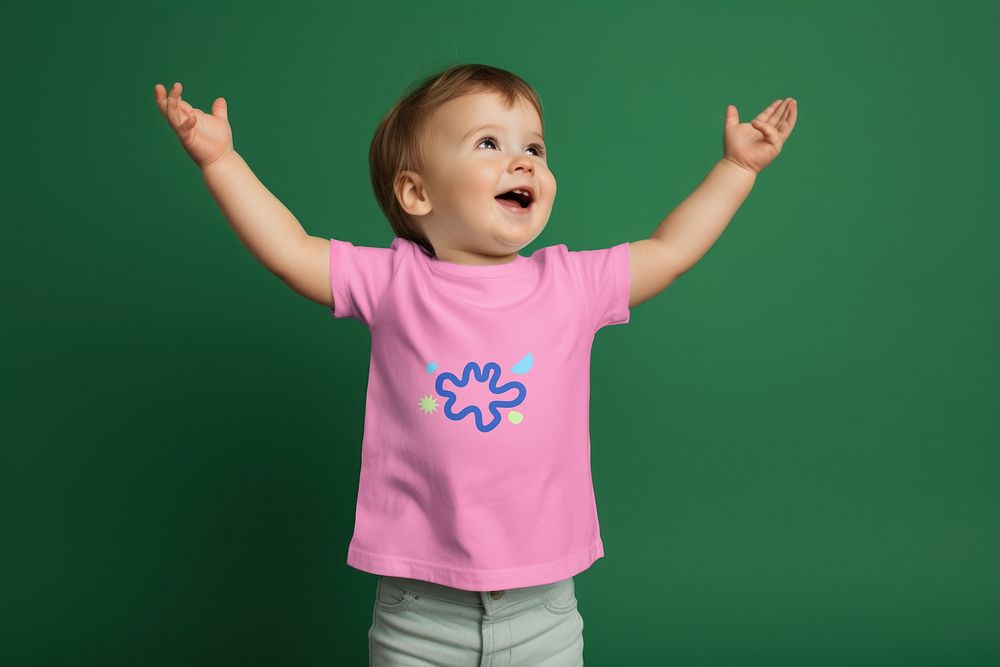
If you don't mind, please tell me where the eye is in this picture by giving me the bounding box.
[475,136,500,150]
[475,135,546,158]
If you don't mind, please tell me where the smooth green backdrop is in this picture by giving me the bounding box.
[5,0,998,665]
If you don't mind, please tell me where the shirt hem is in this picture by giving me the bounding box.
[346,539,605,591]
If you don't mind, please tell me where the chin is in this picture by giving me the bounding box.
[501,222,546,249]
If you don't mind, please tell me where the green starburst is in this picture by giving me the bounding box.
[418,394,439,414]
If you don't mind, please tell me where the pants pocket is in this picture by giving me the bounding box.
[374,576,417,613]
[541,577,578,614]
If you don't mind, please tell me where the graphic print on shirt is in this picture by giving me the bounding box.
[417,353,533,433]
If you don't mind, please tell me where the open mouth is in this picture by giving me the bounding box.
[495,188,534,214]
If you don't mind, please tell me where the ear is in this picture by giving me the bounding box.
[396,170,433,216]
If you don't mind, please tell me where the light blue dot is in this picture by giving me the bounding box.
[511,353,533,374]
[426,362,438,373]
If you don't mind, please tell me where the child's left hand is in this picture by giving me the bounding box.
[722,98,797,175]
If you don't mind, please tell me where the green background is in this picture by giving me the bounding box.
[5,0,998,664]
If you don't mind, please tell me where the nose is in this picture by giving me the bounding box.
[509,154,534,175]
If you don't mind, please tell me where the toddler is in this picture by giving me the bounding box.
[154,64,796,666]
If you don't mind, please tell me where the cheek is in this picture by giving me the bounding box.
[471,163,500,194]
[538,170,557,205]
[452,163,500,206]
[544,170,557,196]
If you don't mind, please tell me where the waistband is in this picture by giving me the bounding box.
[382,574,568,611]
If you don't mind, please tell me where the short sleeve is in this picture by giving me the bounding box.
[329,238,398,327]
[567,241,632,331]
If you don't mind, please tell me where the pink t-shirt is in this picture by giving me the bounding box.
[329,236,631,591]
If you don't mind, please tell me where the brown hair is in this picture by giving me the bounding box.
[369,63,544,257]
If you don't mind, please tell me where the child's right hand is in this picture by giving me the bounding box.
[154,82,234,169]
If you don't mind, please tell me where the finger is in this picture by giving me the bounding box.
[169,82,183,112]
[779,99,797,134]
[751,119,780,145]
[753,99,783,125]
[175,111,197,143]
[165,94,180,127]
[154,83,174,116]
[169,84,202,124]
[166,94,190,132]
[212,97,228,121]
[154,83,166,114]
[766,98,791,125]
[775,100,793,135]
[770,101,788,133]
[164,82,181,117]
[725,103,739,129]
[164,94,176,126]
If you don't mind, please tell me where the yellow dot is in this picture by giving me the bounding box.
[508,411,523,424]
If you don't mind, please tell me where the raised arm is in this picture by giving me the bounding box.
[154,82,331,308]
[200,152,331,307]
[629,98,797,309]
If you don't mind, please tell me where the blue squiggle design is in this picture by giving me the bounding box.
[435,361,526,433]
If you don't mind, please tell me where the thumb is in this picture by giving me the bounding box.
[212,97,228,121]
[725,104,739,129]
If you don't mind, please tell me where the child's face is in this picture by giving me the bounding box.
[400,90,556,261]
